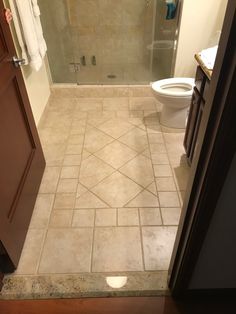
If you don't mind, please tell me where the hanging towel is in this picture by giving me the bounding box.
[8,0,29,65]
[9,0,47,71]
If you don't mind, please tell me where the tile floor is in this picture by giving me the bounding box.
[3,87,190,296]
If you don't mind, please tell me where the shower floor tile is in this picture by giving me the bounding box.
[0,89,190,299]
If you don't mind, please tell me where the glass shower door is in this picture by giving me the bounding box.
[39,0,180,85]
[39,0,77,84]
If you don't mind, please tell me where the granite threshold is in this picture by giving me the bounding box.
[0,271,169,300]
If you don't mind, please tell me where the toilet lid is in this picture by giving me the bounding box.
[152,78,194,97]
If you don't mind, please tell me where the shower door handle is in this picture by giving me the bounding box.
[12,56,26,67]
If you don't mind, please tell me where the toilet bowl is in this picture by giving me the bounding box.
[152,78,195,128]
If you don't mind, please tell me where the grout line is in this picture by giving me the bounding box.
[138,208,146,271]
[90,209,96,273]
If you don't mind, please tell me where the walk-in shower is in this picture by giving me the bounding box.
[38,0,180,84]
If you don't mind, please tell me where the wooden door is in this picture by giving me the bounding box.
[0,2,45,272]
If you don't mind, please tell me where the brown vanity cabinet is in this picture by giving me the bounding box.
[184,66,210,164]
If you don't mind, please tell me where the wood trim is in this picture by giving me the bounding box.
[168,1,236,295]
[0,296,236,314]
[0,272,3,290]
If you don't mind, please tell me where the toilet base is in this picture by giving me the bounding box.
[160,106,188,129]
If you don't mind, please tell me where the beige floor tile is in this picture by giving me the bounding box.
[158,192,180,207]
[39,228,93,273]
[146,182,157,195]
[139,208,162,226]
[29,194,55,229]
[39,127,69,145]
[141,148,151,159]
[119,127,148,153]
[97,118,134,139]
[39,167,61,193]
[68,134,84,145]
[60,166,80,179]
[92,227,143,272]
[118,208,139,226]
[75,98,103,111]
[142,226,177,270]
[49,210,73,227]
[129,110,144,118]
[92,172,142,207]
[154,165,172,177]
[57,179,78,193]
[84,128,114,153]
[95,208,117,226]
[126,190,159,207]
[95,141,137,169]
[116,110,130,118]
[148,133,164,144]
[70,125,86,135]
[161,208,181,225]
[54,193,76,209]
[79,155,115,188]
[76,183,88,198]
[156,177,176,191]
[149,143,167,154]
[129,97,156,111]
[82,150,92,160]
[65,144,83,155]
[87,117,110,127]
[63,154,82,166]
[119,155,154,188]
[42,144,66,166]
[75,191,108,208]
[151,153,169,165]
[72,209,95,227]
[14,229,45,275]
[103,98,129,111]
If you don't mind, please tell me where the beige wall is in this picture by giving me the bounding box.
[174,0,228,77]
[3,0,51,125]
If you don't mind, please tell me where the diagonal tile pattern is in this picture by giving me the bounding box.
[119,154,154,187]
[95,140,138,169]
[10,91,189,282]
[92,171,143,207]
[97,118,135,139]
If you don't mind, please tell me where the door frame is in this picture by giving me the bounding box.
[168,0,236,295]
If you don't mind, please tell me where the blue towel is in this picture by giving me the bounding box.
[166,3,176,20]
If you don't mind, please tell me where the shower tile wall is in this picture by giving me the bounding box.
[39,0,154,84]
[39,0,178,84]
[152,0,178,80]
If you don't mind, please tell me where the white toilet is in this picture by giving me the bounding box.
[152,78,195,128]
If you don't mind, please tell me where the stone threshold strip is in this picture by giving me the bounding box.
[0,271,168,300]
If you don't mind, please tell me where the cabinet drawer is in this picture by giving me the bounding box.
[184,88,201,159]
[195,66,206,95]
[203,78,210,101]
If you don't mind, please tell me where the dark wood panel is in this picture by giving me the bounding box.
[0,0,46,271]
[0,78,34,221]
[0,297,236,314]
[0,24,7,62]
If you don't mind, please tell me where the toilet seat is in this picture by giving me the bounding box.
[152,78,194,98]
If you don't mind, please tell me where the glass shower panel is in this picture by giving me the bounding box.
[38,0,180,84]
[151,0,179,81]
[39,0,77,84]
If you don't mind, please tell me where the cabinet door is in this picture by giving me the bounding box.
[0,1,45,272]
[184,88,201,161]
